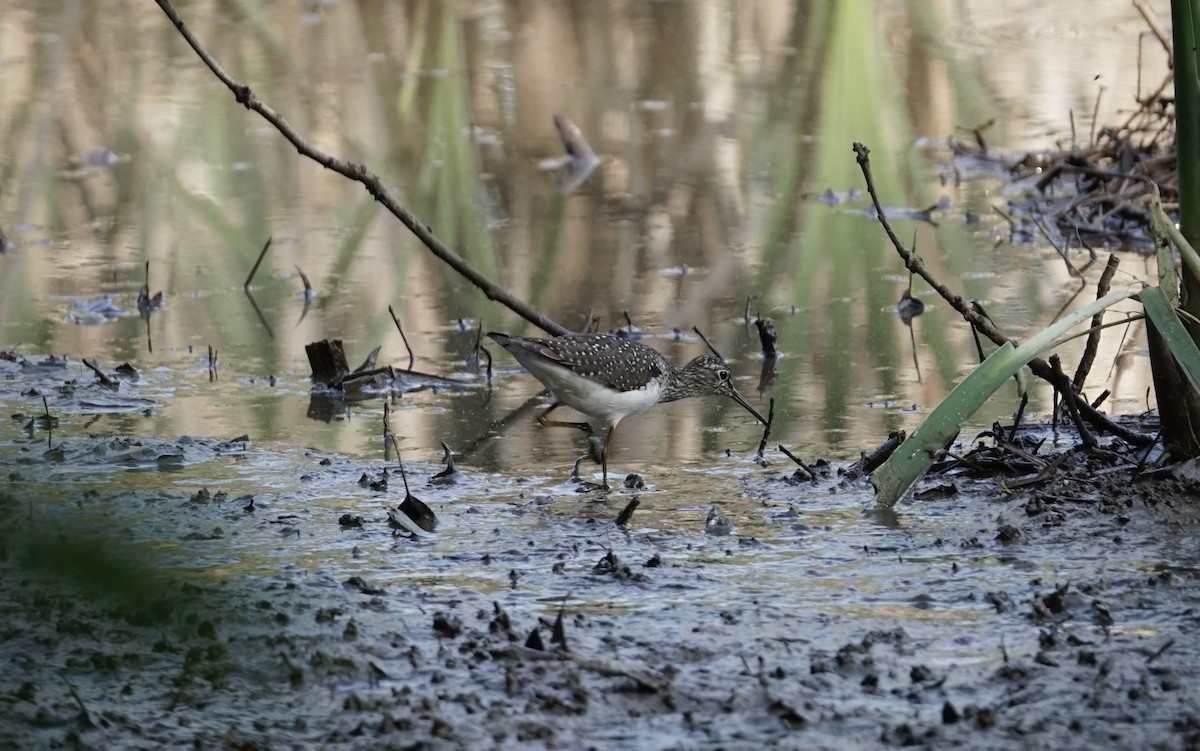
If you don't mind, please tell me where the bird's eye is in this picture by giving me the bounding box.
[717,369,730,381]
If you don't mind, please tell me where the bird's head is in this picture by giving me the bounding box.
[671,356,767,424]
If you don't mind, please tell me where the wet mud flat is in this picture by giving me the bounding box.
[1,434,1199,751]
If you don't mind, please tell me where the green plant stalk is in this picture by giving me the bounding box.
[1152,184,1200,284]
[1140,286,1200,394]
[1172,0,1200,311]
[872,288,1138,506]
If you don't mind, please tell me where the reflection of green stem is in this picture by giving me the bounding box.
[397,0,431,119]
[530,194,567,311]
[329,197,383,289]
[415,3,499,287]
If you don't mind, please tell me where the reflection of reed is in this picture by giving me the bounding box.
[0,0,1158,458]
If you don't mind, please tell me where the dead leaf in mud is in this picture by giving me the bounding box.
[430,441,459,486]
[393,453,436,533]
[395,494,436,533]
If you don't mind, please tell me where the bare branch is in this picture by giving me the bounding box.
[154,0,568,337]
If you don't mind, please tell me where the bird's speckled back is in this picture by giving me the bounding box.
[493,333,671,394]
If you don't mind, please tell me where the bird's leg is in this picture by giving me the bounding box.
[600,425,615,490]
[539,401,605,488]
[537,401,592,433]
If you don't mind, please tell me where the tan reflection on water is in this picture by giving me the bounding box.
[0,0,1160,464]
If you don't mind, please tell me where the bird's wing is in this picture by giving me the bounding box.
[531,335,665,394]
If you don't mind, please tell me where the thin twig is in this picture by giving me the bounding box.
[852,142,1151,447]
[692,327,723,359]
[243,236,272,289]
[1009,392,1029,442]
[1133,0,1173,67]
[82,358,117,389]
[755,398,775,460]
[1050,354,1097,448]
[1073,254,1120,391]
[1089,86,1105,148]
[154,0,568,337]
[388,305,415,371]
[778,445,815,481]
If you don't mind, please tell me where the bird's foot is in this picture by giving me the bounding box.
[573,480,608,493]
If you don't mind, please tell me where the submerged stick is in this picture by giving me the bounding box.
[753,398,775,461]
[754,318,778,359]
[243,236,272,289]
[778,444,816,482]
[154,0,568,338]
[82,358,117,389]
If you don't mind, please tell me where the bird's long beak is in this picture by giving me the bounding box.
[729,387,768,425]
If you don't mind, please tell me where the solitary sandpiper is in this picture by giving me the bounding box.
[488,332,767,488]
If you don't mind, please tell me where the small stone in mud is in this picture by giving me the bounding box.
[966,705,997,729]
[592,550,649,582]
[525,627,545,651]
[913,483,956,500]
[705,506,734,536]
[880,723,926,745]
[432,611,463,638]
[942,701,960,723]
[15,682,35,701]
[1040,583,1070,614]
[338,513,364,529]
[315,607,342,624]
[343,576,385,596]
[622,473,644,489]
[768,698,806,728]
[910,664,934,683]
[189,487,212,504]
[996,524,1023,543]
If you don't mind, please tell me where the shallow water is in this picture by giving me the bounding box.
[0,0,1165,472]
[1,3,1197,749]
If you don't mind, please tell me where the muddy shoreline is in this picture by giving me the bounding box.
[2,434,1198,751]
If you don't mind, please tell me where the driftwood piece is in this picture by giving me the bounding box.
[305,339,350,385]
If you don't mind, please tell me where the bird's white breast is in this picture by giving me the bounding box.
[521,357,664,426]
